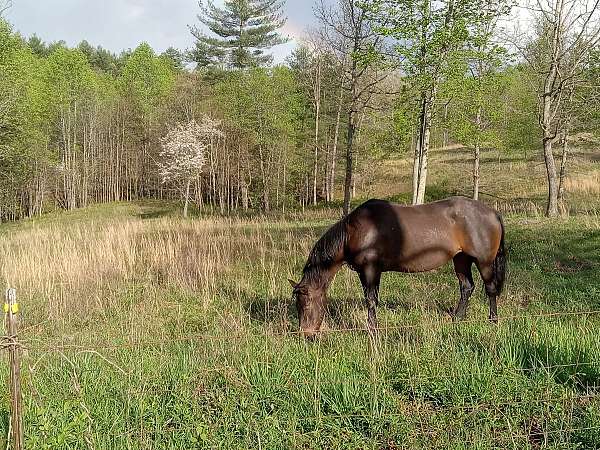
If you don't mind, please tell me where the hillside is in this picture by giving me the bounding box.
[364,144,600,215]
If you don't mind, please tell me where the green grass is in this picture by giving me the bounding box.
[0,207,598,449]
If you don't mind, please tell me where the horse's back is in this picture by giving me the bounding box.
[345,197,503,273]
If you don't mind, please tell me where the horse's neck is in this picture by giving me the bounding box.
[306,263,342,291]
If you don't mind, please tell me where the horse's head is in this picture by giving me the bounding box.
[289,279,325,340]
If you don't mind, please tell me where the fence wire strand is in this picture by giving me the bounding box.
[5,308,600,353]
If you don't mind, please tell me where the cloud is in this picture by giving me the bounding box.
[125,4,146,20]
[282,20,305,41]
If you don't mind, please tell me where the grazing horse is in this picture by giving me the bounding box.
[289,197,507,339]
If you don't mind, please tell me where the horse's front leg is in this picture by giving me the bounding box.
[359,266,381,333]
[452,253,475,321]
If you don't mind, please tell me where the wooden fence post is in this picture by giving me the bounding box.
[5,288,23,450]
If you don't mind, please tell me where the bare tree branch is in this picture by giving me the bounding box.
[0,0,12,17]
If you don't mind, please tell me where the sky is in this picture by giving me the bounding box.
[5,0,325,62]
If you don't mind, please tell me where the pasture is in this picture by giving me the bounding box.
[0,147,599,449]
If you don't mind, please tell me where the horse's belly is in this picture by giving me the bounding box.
[387,248,455,273]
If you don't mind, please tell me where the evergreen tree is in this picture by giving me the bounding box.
[161,47,186,71]
[190,0,288,69]
[28,34,49,57]
[78,40,120,75]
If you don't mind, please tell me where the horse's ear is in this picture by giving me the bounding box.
[288,279,299,289]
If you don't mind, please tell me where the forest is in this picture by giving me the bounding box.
[0,0,597,223]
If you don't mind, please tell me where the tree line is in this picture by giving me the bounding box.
[0,0,598,221]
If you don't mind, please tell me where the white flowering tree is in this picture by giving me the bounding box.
[159,116,223,217]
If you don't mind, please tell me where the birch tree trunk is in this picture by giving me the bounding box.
[473,143,481,201]
[412,132,421,205]
[412,0,455,205]
[473,106,482,201]
[442,102,449,148]
[330,80,344,202]
[543,137,559,217]
[558,130,569,203]
[415,116,431,205]
[413,89,435,205]
[183,179,191,218]
[343,41,360,216]
[258,144,270,212]
[313,58,322,206]
[343,104,356,216]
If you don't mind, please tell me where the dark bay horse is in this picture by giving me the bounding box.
[289,197,506,338]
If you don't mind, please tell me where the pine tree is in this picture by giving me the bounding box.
[190,0,288,69]
[161,47,186,72]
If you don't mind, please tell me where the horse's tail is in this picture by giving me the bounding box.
[492,213,507,296]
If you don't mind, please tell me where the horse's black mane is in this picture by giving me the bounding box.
[301,217,348,286]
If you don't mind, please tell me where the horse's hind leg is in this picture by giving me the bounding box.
[359,265,381,332]
[477,263,499,323]
[452,253,475,321]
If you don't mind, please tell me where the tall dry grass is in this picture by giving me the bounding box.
[0,215,322,342]
[566,171,600,195]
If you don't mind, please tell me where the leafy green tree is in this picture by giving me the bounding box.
[190,0,288,69]
[444,70,508,200]
[43,47,97,209]
[364,0,512,204]
[47,40,68,54]
[119,43,176,198]
[0,20,54,218]
[0,20,28,218]
[120,43,175,116]
[289,45,340,206]
[216,67,300,210]
[440,11,510,200]
[28,35,49,57]
[500,66,538,157]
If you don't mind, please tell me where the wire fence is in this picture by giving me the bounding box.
[3,294,600,448]
[6,308,600,352]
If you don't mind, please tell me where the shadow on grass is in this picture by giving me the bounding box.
[244,292,455,336]
[571,151,600,162]
[245,295,295,327]
[138,209,178,220]
[509,226,600,310]
[517,340,600,391]
[243,293,367,331]
[135,201,182,220]
[448,156,534,165]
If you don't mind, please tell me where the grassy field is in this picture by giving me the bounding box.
[0,147,599,449]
